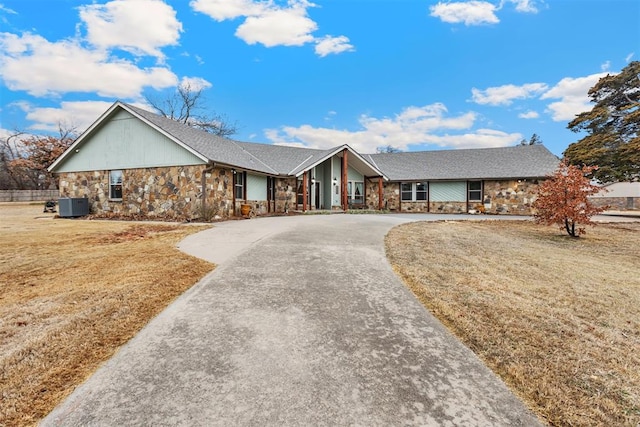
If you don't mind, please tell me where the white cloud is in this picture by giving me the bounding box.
[179,76,212,91]
[265,103,521,152]
[236,7,317,47]
[431,0,541,26]
[471,83,548,105]
[315,35,354,57]
[189,0,267,21]
[625,52,634,63]
[0,32,178,98]
[422,129,522,148]
[324,110,337,121]
[191,0,353,56]
[430,1,499,26]
[601,60,611,71]
[518,110,539,119]
[0,127,15,141]
[500,0,539,13]
[78,0,182,60]
[19,100,115,132]
[541,72,607,121]
[0,4,16,15]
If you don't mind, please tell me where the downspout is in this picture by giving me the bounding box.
[201,161,216,217]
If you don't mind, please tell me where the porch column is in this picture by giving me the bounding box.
[342,149,348,210]
[302,171,308,212]
[378,177,384,210]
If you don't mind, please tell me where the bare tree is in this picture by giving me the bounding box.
[376,144,402,153]
[145,84,239,138]
[1,130,28,189]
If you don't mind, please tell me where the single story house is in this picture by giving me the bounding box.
[48,101,560,219]
[589,181,640,210]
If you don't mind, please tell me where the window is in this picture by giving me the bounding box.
[234,171,245,200]
[348,181,364,204]
[109,170,123,200]
[401,182,427,201]
[468,181,482,202]
[401,182,413,201]
[416,182,427,200]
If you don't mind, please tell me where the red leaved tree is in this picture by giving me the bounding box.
[5,130,74,190]
[533,160,606,237]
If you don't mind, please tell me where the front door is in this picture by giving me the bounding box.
[314,182,321,209]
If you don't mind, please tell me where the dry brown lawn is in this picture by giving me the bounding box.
[0,203,213,427]
[386,220,640,427]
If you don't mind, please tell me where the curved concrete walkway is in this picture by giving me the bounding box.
[42,214,541,426]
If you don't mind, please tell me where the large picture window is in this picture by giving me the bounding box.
[401,182,427,201]
[109,170,123,200]
[468,181,482,202]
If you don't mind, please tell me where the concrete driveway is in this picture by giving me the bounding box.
[42,214,542,426]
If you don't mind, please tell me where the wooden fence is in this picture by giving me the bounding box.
[0,190,59,202]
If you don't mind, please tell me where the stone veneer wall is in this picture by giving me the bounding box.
[364,178,385,209]
[482,179,540,215]
[58,165,235,220]
[428,201,466,213]
[234,200,269,216]
[402,201,430,212]
[589,196,638,211]
[274,177,297,213]
[381,182,400,211]
[371,179,542,215]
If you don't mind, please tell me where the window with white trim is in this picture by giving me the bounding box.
[401,182,412,201]
[416,182,427,200]
[401,182,427,201]
[468,181,482,202]
[234,171,245,200]
[109,170,123,200]
[347,181,364,204]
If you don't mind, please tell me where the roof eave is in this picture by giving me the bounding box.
[48,101,211,173]
[293,144,389,180]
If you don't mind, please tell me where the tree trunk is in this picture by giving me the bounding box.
[565,218,577,237]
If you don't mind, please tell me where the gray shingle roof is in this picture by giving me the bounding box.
[125,103,278,175]
[124,103,559,180]
[233,141,331,175]
[367,145,559,181]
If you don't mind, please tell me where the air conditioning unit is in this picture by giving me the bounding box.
[58,197,90,217]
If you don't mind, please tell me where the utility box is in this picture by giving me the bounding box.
[58,197,89,217]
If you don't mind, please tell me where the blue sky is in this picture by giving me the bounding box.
[0,0,638,157]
